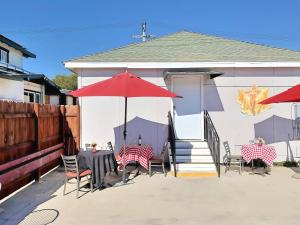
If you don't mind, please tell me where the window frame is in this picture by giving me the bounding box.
[24,90,42,104]
[0,47,9,64]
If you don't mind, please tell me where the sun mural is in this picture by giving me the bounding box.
[237,85,270,116]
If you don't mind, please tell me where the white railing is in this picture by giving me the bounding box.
[0,61,31,74]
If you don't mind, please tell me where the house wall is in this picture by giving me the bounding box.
[78,67,300,161]
[78,68,170,156]
[205,67,300,162]
[0,78,24,102]
[24,81,45,103]
[66,96,74,105]
[49,95,60,105]
[0,42,23,68]
[24,81,43,93]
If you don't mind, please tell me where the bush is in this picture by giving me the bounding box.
[273,161,299,167]
[283,161,299,167]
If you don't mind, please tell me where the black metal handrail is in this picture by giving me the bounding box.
[204,110,220,177]
[168,111,177,177]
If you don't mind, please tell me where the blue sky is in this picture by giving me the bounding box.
[1,0,300,78]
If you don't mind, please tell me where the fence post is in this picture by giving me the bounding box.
[33,103,41,182]
[60,105,66,155]
[77,105,80,153]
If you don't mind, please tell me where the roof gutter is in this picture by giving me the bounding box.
[64,61,300,69]
[164,69,223,79]
[0,73,23,81]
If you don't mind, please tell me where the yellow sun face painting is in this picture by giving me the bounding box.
[237,85,270,116]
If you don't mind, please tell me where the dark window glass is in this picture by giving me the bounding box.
[29,93,34,103]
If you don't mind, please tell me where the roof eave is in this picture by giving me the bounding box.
[0,35,36,58]
[21,74,61,92]
[22,51,36,58]
[64,61,300,69]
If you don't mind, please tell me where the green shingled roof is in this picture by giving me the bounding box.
[67,31,300,63]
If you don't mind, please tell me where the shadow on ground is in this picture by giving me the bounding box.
[287,167,300,179]
[19,209,59,225]
[0,165,163,225]
[0,167,65,225]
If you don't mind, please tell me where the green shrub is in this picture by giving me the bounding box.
[283,161,299,167]
[273,161,299,167]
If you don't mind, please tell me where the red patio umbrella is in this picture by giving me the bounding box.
[259,84,300,178]
[259,84,300,104]
[70,71,181,181]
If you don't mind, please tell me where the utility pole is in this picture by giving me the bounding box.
[133,21,155,42]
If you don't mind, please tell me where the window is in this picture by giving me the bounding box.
[24,91,41,103]
[29,92,34,103]
[35,93,40,103]
[0,47,9,63]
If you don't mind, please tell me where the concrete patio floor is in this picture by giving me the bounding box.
[1,166,300,225]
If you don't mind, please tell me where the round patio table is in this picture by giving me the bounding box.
[77,150,118,189]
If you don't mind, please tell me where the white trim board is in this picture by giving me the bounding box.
[65,61,300,69]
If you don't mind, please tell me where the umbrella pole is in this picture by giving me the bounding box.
[122,97,128,183]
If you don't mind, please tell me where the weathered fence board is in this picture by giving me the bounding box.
[0,101,80,199]
[63,105,80,156]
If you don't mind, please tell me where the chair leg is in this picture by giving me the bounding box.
[63,177,67,195]
[242,159,244,171]
[76,179,80,199]
[241,160,244,172]
[162,162,166,177]
[149,162,152,177]
[225,161,229,173]
[89,175,93,193]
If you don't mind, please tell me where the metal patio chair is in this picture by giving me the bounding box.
[85,143,93,151]
[107,141,114,151]
[107,141,122,171]
[148,142,168,177]
[223,141,244,174]
[61,155,93,199]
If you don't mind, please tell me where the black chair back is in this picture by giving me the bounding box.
[107,141,114,151]
[223,141,231,156]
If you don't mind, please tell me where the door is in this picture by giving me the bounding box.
[173,76,202,139]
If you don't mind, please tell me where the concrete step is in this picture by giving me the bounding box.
[175,139,204,142]
[170,155,214,163]
[176,140,208,149]
[173,148,211,156]
[170,171,218,178]
[170,163,216,172]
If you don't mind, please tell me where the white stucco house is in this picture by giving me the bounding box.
[65,31,300,176]
[0,34,75,105]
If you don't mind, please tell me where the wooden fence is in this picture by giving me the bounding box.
[0,101,80,199]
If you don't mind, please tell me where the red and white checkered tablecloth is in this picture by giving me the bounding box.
[241,144,277,166]
[119,144,153,170]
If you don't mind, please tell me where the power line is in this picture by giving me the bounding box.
[0,22,137,35]
[1,21,299,44]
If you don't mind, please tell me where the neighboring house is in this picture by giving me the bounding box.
[0,34,36,102]
[0,34,76,105]
[65,31,300,176]
[60,89,78,105]
[22,74,63,104]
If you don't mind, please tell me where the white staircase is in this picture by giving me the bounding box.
[169,139,218,177]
